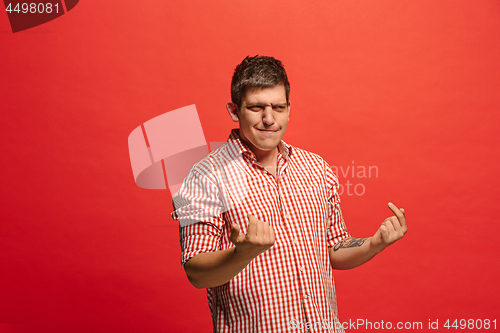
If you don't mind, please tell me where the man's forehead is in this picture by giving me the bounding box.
[242,85,287,104]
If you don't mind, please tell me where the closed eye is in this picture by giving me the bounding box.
[246,104,287,112]
[248,105,265,111]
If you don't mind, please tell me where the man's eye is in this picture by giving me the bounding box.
[249,106,264,111]
[273,106,286,111]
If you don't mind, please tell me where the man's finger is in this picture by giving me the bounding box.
[256,218,264,241]
[383,219,397,234]
[247,214,258,237]
[400,208,406,218]
[388,202,407,229]
[386,216,402,234]
[380,225,390,241]
[261,219,270,239]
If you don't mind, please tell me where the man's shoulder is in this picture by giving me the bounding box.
[288,143,329,167]
[287,144,340,187]
[189,142,233,177]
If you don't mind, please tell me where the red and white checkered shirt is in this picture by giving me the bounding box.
[171,129,350,332]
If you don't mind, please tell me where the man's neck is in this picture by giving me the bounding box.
[236,130,279,166]
[253,147,278,167]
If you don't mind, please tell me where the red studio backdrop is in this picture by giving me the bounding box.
[1,1,499,332]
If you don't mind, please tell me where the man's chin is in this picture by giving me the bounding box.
[254,140,280,151]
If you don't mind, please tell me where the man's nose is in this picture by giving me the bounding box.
[262,107,275,124]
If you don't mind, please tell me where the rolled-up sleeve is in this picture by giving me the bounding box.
[325,161,351,247]
[170,168,225,267]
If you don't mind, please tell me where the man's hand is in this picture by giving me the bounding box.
[370,202,407,252]
[184,214,275,289]
[230,214,275,261]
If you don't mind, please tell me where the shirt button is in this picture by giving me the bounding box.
[299,266,305,272]
[303,294,310,299]
[293,239,298,245]
[285,214,291,219]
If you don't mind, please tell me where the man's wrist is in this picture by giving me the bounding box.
[368,237,386,255]
[232,245,257,265]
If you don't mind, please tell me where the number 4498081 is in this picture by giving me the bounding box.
[444,319,496,330]
[5,3,60,14]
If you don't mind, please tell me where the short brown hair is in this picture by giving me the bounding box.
[231,55,290,109]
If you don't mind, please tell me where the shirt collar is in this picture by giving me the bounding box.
[227,128,292,163]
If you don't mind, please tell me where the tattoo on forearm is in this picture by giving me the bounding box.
[333,237,368,251]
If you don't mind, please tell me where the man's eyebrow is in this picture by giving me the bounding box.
[245,102,288,106]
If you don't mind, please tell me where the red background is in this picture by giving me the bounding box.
[1,0,499,332]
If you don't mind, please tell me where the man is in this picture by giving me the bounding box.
[170,56,407,332]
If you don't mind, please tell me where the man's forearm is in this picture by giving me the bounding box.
[185,216,276,289]
[184,247,254,289]
[328,237,384,270]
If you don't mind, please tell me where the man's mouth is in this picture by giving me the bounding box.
[257,129,278,132]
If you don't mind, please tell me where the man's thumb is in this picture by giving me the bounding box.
[230,223,241,244]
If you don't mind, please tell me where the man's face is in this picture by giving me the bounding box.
[230,84,290,158]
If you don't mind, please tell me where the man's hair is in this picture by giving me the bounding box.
[231,55,290,109]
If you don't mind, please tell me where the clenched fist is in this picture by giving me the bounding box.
[230,214,276,261]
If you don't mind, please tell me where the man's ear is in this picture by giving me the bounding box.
[287,100,291,120]
[226,102,239,122]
